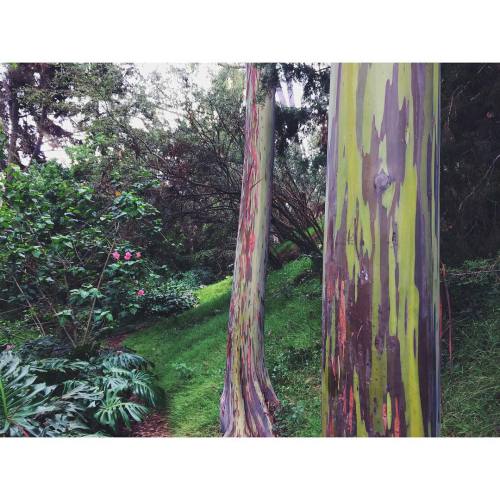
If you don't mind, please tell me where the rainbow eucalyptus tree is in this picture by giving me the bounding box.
[220,64,279,437]
[322,63,440,437]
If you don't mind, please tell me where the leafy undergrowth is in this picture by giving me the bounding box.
[124,256,499,437]
[124,257,322,437]
[0,318,40,346]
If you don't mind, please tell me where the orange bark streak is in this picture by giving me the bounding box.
[383,402,388,433]
[394,397,401,437]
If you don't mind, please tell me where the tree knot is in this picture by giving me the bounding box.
[374,172,392,192]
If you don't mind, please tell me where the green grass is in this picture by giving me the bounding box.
[124,257,322,436]
[124,256,499,437]
[441,317,499,436]
[440,264,500,437]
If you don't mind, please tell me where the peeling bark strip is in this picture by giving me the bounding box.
[220,64,278,436]
[321,64,440,437]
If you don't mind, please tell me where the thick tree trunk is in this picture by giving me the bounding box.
[321,64,440,437]
[220,64,279,437]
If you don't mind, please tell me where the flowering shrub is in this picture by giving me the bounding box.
[0,163,200,349]
[0,163,160,347]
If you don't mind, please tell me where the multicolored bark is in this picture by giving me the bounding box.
[322,64,440,437]
[220,64,278,437]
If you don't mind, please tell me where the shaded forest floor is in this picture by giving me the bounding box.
[124,256,499,437]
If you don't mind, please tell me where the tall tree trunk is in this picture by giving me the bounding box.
[220,64,279,437]
[321,63,440,437]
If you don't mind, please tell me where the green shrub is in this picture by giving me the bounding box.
[0,162,160,346]
[0,351,57,437]
[16,335,76,361]
[179,268,216,287]
[445,256,499,315]
[143,275,198,317]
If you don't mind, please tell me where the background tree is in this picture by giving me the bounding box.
[0,64,131,168]
[322,63,440,436]
[220,64,279,436]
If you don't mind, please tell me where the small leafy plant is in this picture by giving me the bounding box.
[144,277,198,317]
[172,362,195,381]
[273,399,306,437]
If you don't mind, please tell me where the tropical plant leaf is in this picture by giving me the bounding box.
[0,352,56,437]
[95,392,148,430]
[98,351,150,370]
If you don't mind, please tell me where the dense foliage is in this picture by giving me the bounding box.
[0,347,156,436]
[0,162,199,347]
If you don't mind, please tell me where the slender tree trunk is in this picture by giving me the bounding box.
[2,70,20,166]
[220,64,279,437]
[321,63,440,437]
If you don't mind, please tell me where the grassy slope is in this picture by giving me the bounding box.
[124,256,499,437]
[124,257,322,437]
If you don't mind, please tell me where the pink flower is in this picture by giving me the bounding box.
[135,252,142,259]
[112,251,120,260]
[137,289,145,296]
[124,251,132,261]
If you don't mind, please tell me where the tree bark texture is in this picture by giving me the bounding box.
[220,64,279,437]
[322,63,440,437]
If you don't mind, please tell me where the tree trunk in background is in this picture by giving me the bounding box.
[2,68,20,167]
[220,64,279,436]
[321,63,440,437]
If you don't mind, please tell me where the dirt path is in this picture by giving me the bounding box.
[106,332,171,437]
[130,412,170,437]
